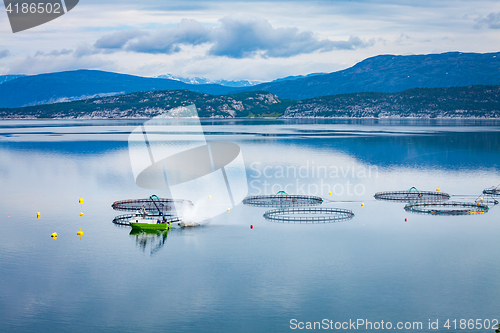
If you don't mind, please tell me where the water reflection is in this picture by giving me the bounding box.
[130,229,169,256]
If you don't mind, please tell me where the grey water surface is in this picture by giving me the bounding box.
[0,119,499,332]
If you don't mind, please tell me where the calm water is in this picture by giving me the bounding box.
[0,119,499,333]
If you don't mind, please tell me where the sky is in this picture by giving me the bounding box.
[0,0,499,81]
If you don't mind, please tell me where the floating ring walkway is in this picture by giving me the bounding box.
[404,201,489,216]
[112,195,191,213]
[483,184,500,196]
[375,187,450,202]
[243,194,323,207]
[112,213,181,226]
[263,207,354,223]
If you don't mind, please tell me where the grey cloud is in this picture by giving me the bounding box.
[209,16,372,58]
[94,30,150,49]
[34,49,73,57]
[74,43,101,58]
[95,19,211,54]
[93,16,373,58]
[0,49,10,59]
[7,53,116,75]
[475,12,500,29]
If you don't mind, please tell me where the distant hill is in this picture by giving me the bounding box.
[0,90,293,119]
[156,74,261,87]
[246,52,500,100]
[0,75,25,84]
[0,70,237,108]
[283,85,500,118]
[270,72,326,83]
[1,85,499,119]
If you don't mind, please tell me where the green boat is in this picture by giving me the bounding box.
[128,209,180,230]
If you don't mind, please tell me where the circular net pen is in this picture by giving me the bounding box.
[483,185,500,196]
[263,207,354,223]
[243,194,323,208]
[374,189,450,202]
[112,196,190,214]
[404,201,489,216]
[112,214,181,226]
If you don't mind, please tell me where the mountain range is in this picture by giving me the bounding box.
[0,75,25,84]
[0,51,499,109]
[0,70,236,108]
[246,52,500,99]
[155,74,261,87]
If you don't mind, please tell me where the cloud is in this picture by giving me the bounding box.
[73,43,101,58]
[3,46,116,74]
[94,29,150,49]
[6,53,115,74]
[209,16,372,58]
[94,19,211,54]
[475,12,500,29]
[0,49,11,59]
[93,16,373,58]
[34,49,73,57]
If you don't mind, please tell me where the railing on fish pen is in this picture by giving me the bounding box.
[263,207,354,223]
[243,194,323,207]
[404,201,490,216]
[374,190,450,202]
[112,213,181,226]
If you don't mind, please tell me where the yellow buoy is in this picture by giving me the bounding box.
[328,191,332,196]
[436,188,441,192]
[79,212,84,217]
[480,198,484,202]
[361,203,365,207]
[77,228,83,236]
[208,195,212,199]
[79,196,84,206]
[51,232,57,239]
[36,212,40,219]
[227,208,230,212]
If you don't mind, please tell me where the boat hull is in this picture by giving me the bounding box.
[130,222,170,230]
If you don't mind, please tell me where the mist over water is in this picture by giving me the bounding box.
[0,119,499,332]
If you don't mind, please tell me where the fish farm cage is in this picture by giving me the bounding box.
[111,195,191,214]
[112,213,181,226]
[483,185,500,196]
[404,201,490,216]
[243,192,323,207]
[374,187,450,202]
[263,207,354,223]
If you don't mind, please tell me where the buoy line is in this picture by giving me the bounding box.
[263,207,354,223]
